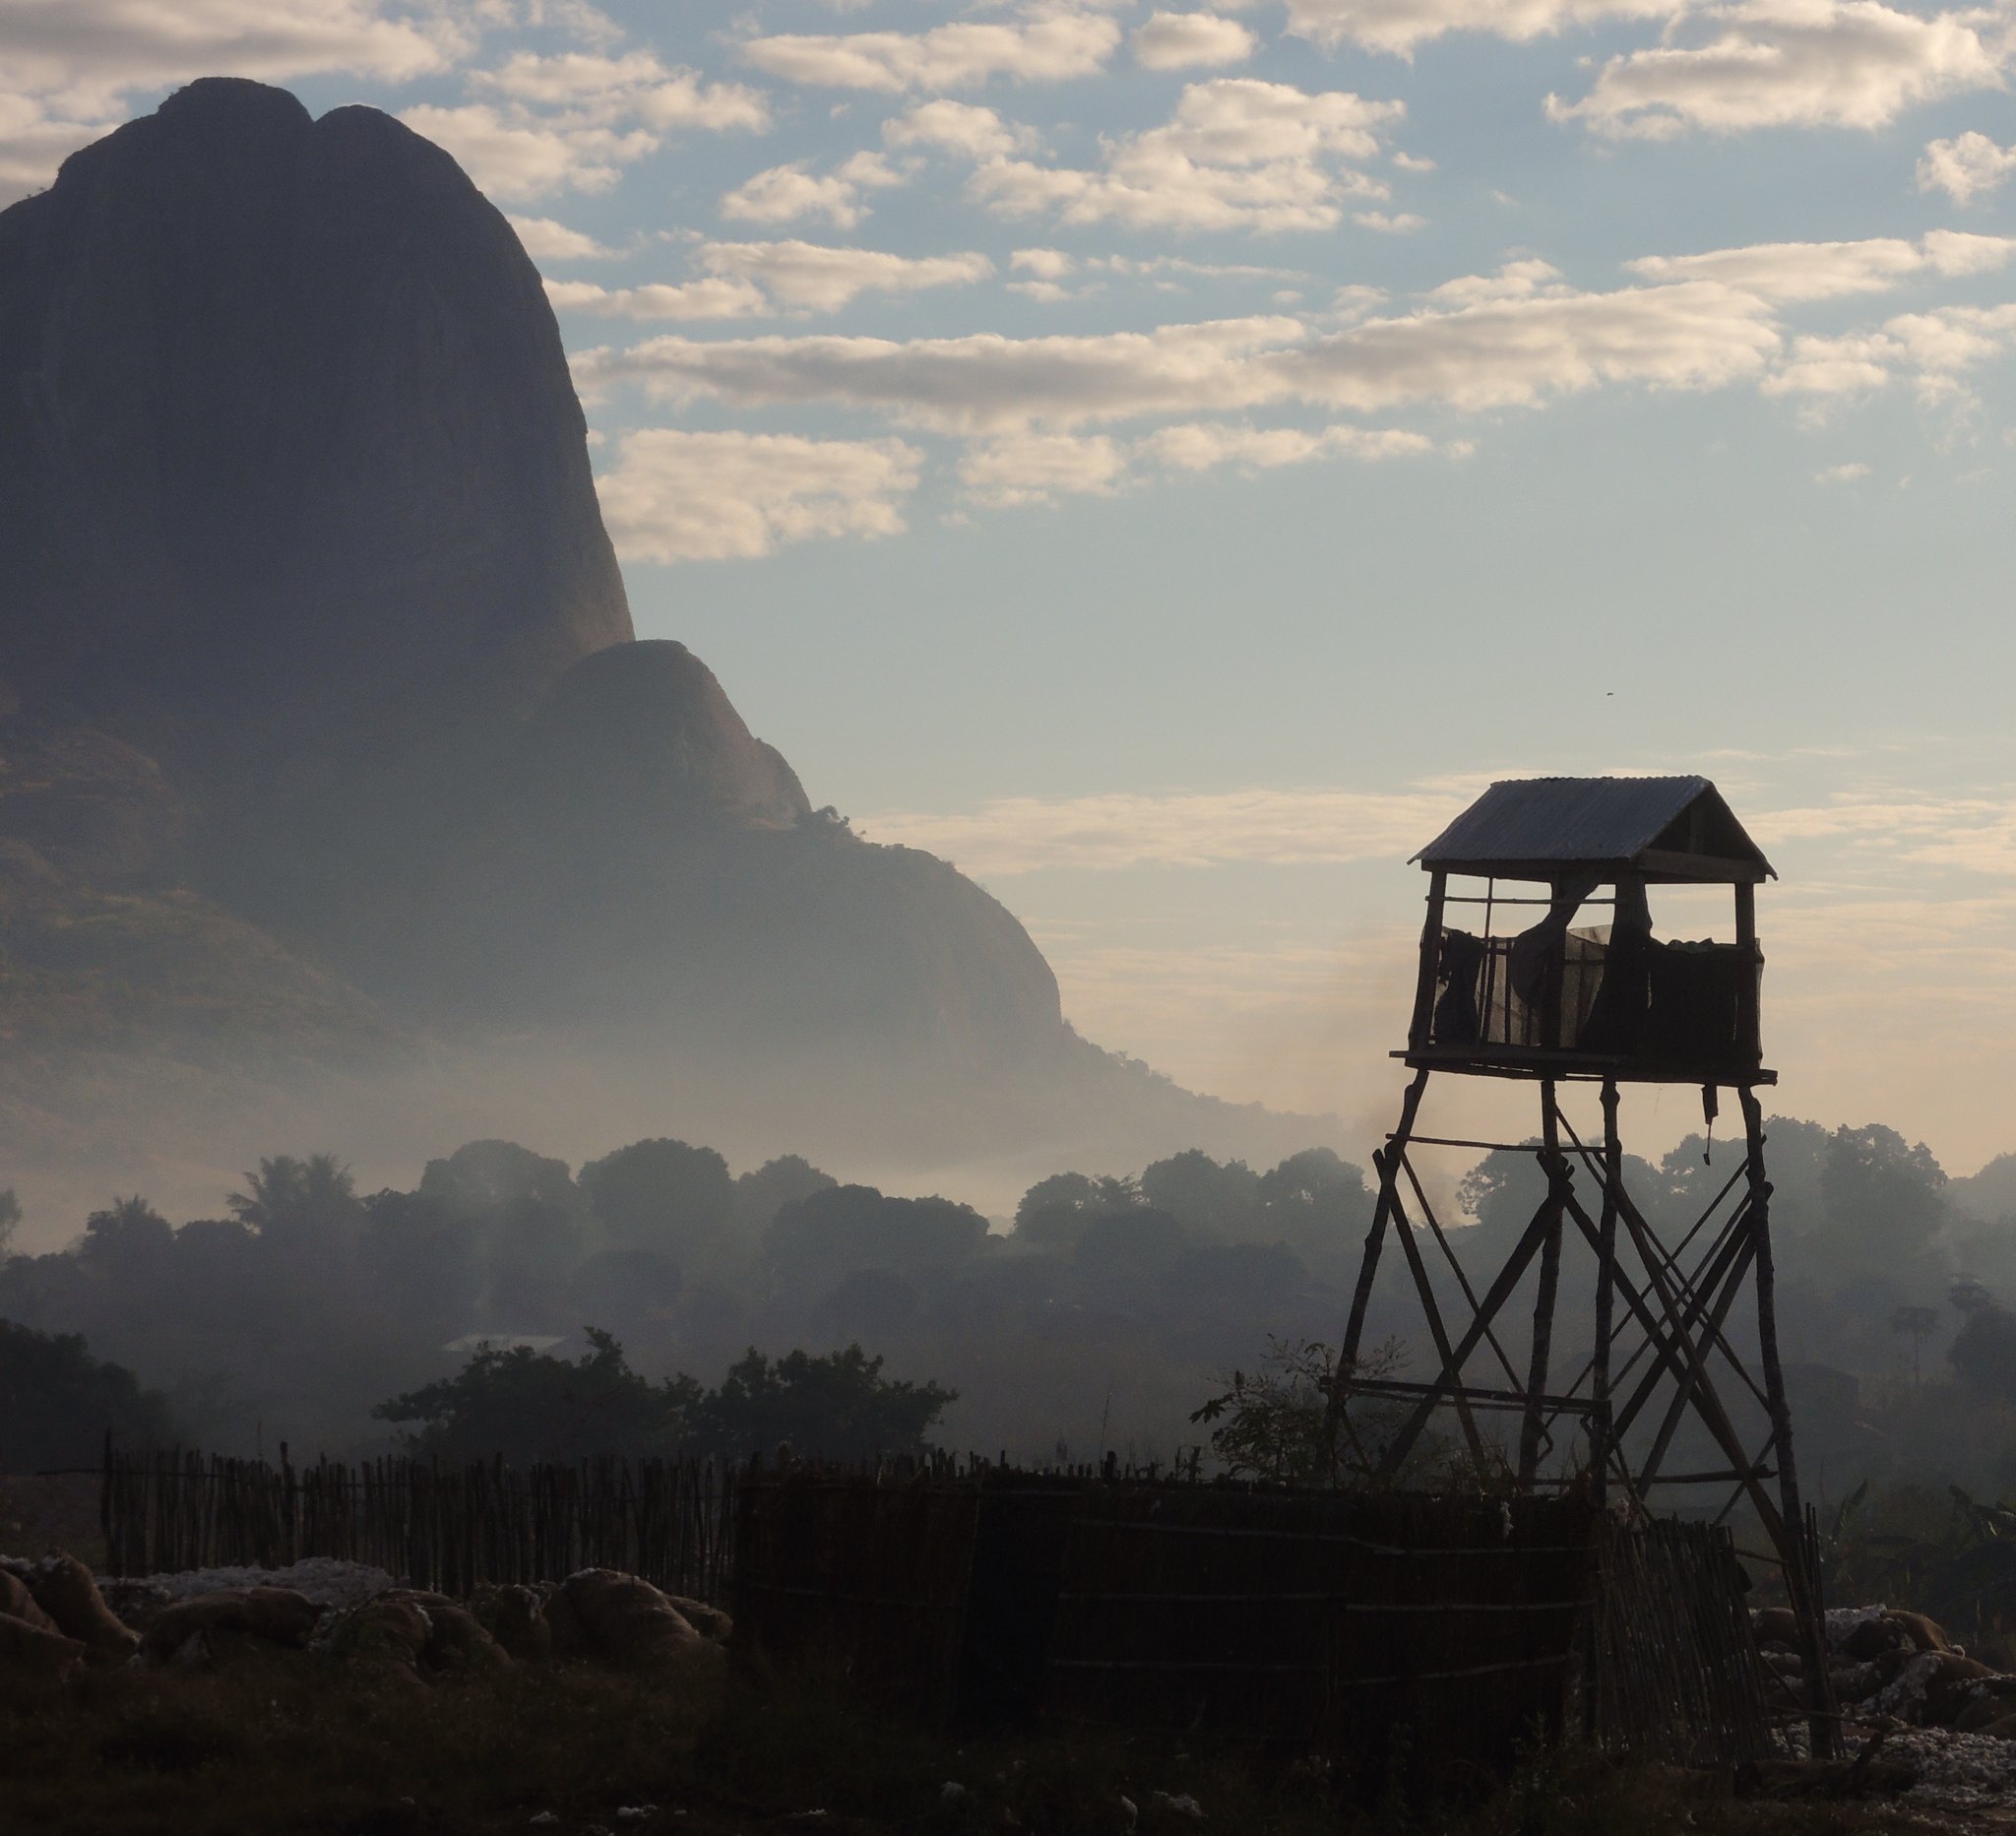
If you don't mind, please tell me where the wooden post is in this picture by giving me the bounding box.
[1518,1081,1567,1483]
[1407,872,1448,1051]
[1588,1079,1622,1504]
[1740,1085,1837,1760]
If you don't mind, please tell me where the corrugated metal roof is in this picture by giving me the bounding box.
[1413,776,1773,875]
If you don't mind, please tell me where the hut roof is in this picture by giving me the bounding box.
[1413,776,1774,883]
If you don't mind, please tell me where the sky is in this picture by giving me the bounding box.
[5,0,2016,1177]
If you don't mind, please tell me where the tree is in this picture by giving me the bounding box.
[0,1188,20,1260]
[372,1328,699,1466]
[1819,1124,1949,1269]
[696,1346,954,1460]
[1950,1306,2016,1403]
[1141,1151,1261,1239]
[734,1156,838,1231]
[228,1154,362,1251]
[0,1321,176,1472]
[766,1185,987,1296]
[579,1138,735,1256]
[418,1141,582,1223]
[79,1195,173,1272]
[1013,1172,1141,1252]
[1890,1304,1940,1383]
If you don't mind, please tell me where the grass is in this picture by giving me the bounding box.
[0,1648,1947,1836]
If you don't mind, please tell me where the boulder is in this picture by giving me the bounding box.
[28,1553,139,1661]
[382,1591,509,1673]
[472,1584,552,1663]
[0,1611,89,1680]
[140,1587,322,1665]
[1886,1611,1952,1654]
[0,1570,58,1635]
[559,1569,711,1671]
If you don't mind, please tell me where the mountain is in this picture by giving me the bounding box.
[0,80,1342,1222]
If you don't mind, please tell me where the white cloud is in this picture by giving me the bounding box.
[1140,419,1434,468]
[705,240,994,311]
[1814,460,1871,481]
[1011,247,1077,280]
[595,429,923,563]
[472,50,771,131]
[970,77,1406,232]
[1355,209,1425,231]
[959,431,1130,504]
[577,272,1787,431]
[510,214,620,260]
[0,0,468,198]
[546,275,771,320]
[575,315,1309,433]
[0,0,462,118]
[1131,12,1258,69]
[739,10,1122,93]
[882,98,1038,158]
[721,151,906,227]
[1764,302,2016,397]
[1920,131,2016,205]
[1625,231,2016,301]
[1280,0,1668,54]
[401,101,655,199]
[1548,0,2006,138]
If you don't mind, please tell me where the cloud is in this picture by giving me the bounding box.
[738,10,1122,92]
[1920,130,2016,204]
[882,98,1038,158]
[573,315,1309,432]
[1011,247,1077,281]
[0,0,461,117]
[969,77,1406,232]
[1814,460,1871,481]
[1625,230,2016,301]
[471,50,771,131]
[401,101,655,199]
[546,275,771,320]
[1547,0,2007,138]
[576,270,1788,430]
[595,428,923,563]
[1763,302,2016,397]
[0,0,467,198]
[721,151,906,227]
[860,785,1473,874]
[509,214,621,260]
[700,240,994,312]
[1280,0,1669,53]
[1130,12,1258,69]
[1354,209,1425,232]
[958,431,1130,504]
[1140,419,1434,468]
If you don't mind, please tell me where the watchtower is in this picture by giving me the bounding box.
[1331,776,1833,1743]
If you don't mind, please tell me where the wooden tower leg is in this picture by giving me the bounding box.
[1587,1078,1623,1506]
[1518,1080,1567,1483]
[1327,1068,1429,1460]
[1740,1086,1837,1760]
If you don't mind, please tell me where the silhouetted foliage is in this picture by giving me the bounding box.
[766,1185,987,1295]
[735,1155,839,1230]
[579,1137,736,1257]
[372,1331,952,1464]
[0,1321,176,1472]
[700,1345,954,1461]
[1951,1306,2016,1402]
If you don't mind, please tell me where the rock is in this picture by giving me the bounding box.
[0,1570,58,1636]
[662,1596,732,1645]
[382,1591,510,1673]
[560,1569,713,1672]
[0,1611,89,1679]
[28,1552,139,1661]
[1753,1608,1800,1649]
[1845,1616,1913,1663]
[1887,1611,1952,1654]
[472,1584,553,1663]
[315,1596,433,1674]
[139,1587,323,1664]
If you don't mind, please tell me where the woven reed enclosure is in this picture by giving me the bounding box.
[733,1471,1771,1770]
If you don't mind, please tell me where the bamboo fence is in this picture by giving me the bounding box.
[99,1444,736,1601]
